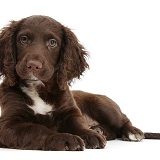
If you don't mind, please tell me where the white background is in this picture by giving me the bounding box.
[0,0,160,159]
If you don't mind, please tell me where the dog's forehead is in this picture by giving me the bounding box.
[21,16,62,32]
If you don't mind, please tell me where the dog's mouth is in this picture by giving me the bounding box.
[16,63,54,83]
[26,75,39,81]
[22,71,53,82]
[25,71,40,81]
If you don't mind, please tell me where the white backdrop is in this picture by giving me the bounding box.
[0,0,160,159]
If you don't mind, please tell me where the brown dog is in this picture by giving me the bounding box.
[0,15,159,151]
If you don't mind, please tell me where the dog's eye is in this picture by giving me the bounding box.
[48,39,57,48]
[20,36,28,44]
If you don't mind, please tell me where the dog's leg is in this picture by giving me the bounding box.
[93,96,145,141]
[90,125,116,140]
[74,91,144,142]
[57,113,106,149]
[120,120,144,141]
[0,119,85,151]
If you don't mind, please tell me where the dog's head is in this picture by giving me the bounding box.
[0,15,89,89]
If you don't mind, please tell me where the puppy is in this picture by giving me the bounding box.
[0,15,159,151]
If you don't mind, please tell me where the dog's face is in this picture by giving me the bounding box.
[16,16,63,82]
[0,16,89,89]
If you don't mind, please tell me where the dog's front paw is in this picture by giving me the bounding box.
[45,133,85,151]
[122,126,144,142]
[80,129,106,149]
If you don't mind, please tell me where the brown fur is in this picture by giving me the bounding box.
[0,15,145,151]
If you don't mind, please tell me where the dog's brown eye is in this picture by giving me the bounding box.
[48,39,57,48]
[20,36,28,44]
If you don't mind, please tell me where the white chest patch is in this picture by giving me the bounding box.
[21,82,53,115]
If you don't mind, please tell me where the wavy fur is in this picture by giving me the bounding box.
[0,16,152,151]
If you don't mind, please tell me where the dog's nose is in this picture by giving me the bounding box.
[27,60,42,71]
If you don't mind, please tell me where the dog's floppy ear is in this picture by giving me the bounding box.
[0,21,20,86]
[57,26,89,90]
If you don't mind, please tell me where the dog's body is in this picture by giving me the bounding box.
[0,79,144,150]
[0,15,158,151]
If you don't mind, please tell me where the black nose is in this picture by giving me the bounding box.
[27,60,42,71]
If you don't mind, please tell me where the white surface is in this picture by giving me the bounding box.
[1,140,160,160]
[0,0,160,158]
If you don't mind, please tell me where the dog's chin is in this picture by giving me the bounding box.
[24,74,54,83]
[17,70,54,83]
[26,76,39,81]
[16,66,55,84]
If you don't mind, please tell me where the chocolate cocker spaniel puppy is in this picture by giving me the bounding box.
[0,15,158,151]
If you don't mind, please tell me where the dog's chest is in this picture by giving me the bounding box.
[21,85,53,115]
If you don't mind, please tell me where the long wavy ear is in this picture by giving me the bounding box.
[57,26,89,90]
[0,21,20,86]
